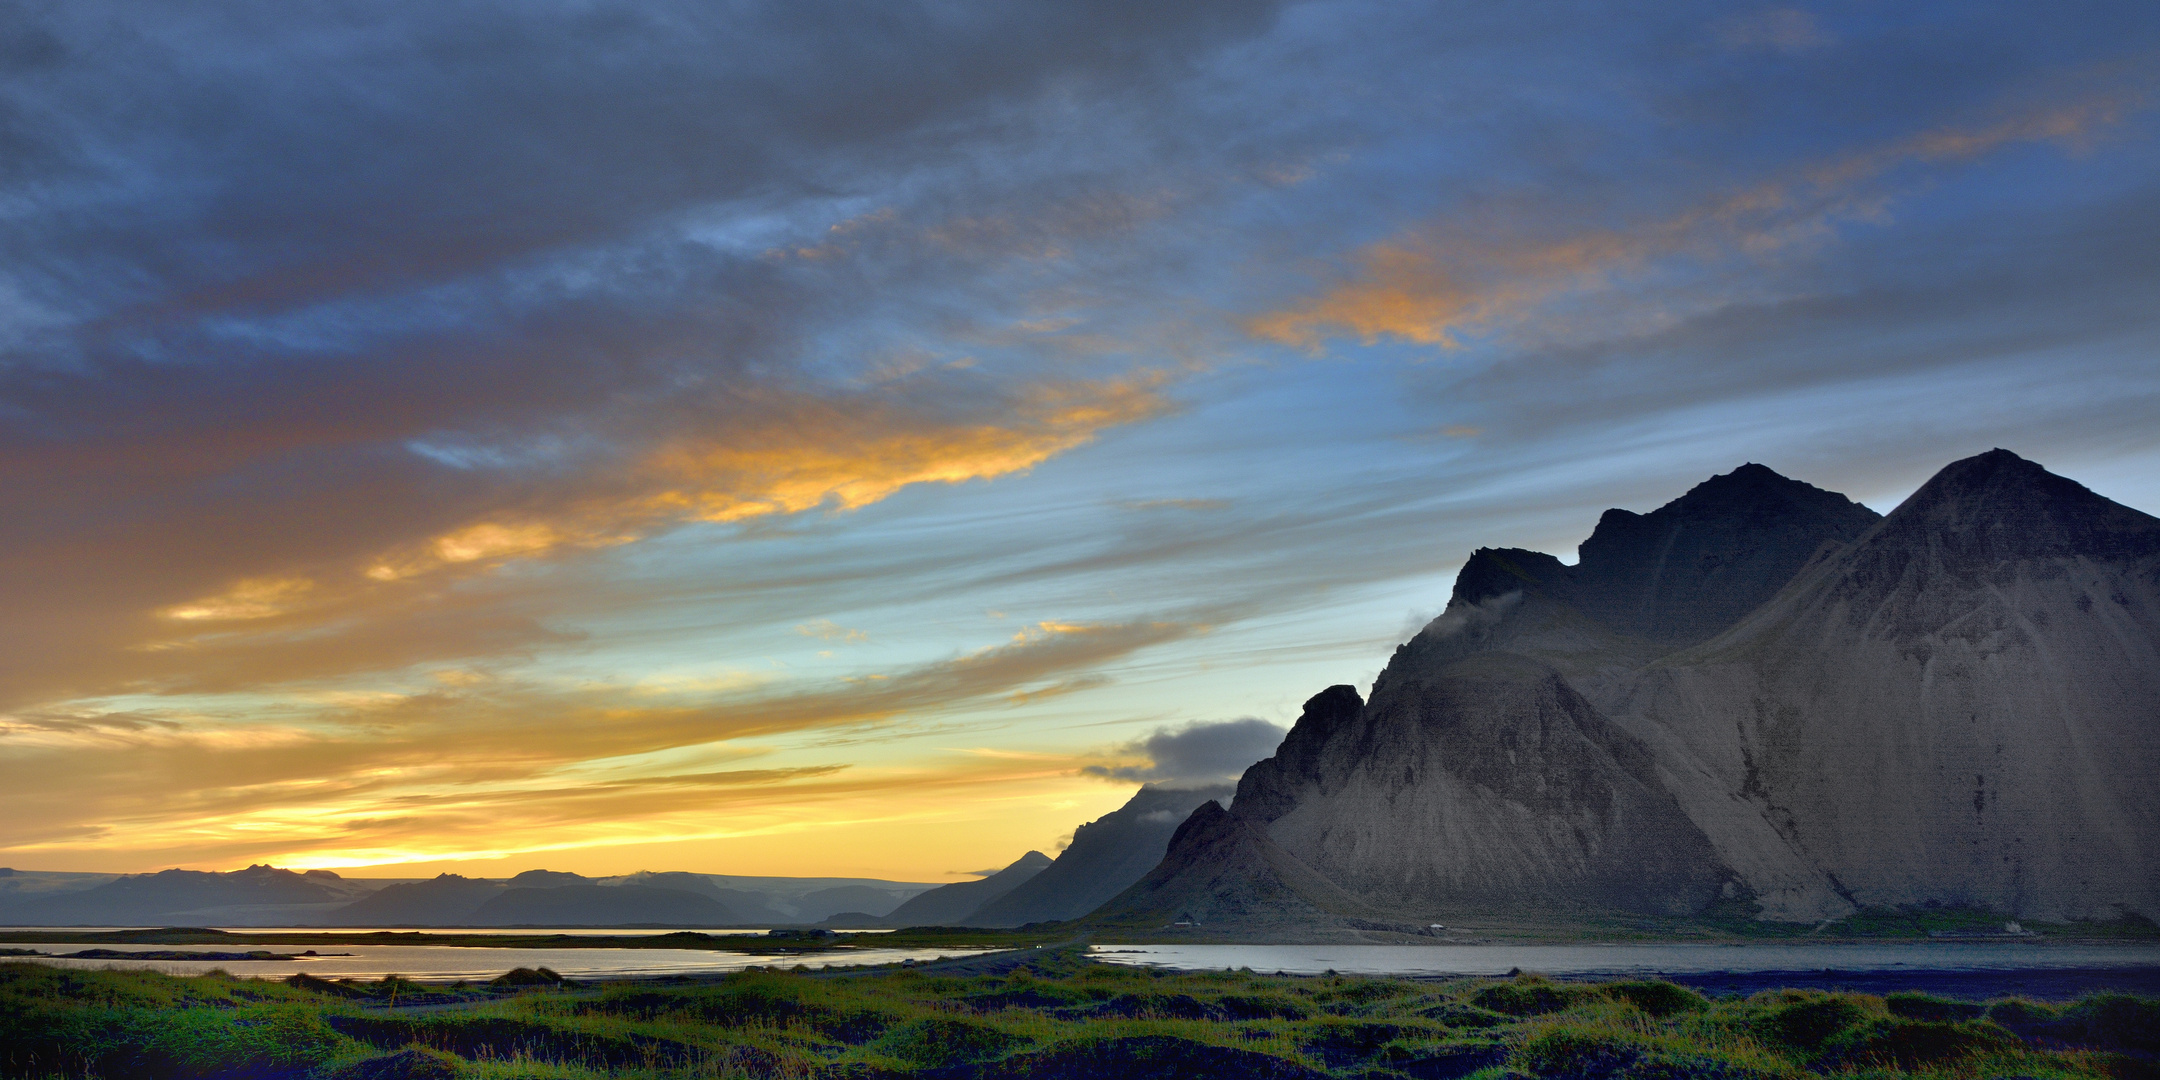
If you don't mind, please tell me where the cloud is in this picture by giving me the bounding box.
[1417,591,1523,641]
[359,374,1171,581]
[1717,10,1831,54]
[0,615,1202,870]
[1084,717,1287,787]
[0,0,1265,715]
[797,619,869,643]
[1245,91,2140,353]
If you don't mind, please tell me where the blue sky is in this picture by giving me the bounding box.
[2,0,2156,879]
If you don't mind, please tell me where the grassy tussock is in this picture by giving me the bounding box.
[2,957,2153,1079]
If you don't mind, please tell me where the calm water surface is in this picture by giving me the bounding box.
[0,927,777,936]
[1089,943,2160,977]
[6,939,988,981]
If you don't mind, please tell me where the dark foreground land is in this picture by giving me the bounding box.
[5,950,2158,1080]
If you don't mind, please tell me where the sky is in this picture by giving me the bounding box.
[2,0,2157,882]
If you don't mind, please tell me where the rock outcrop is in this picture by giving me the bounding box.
[1096,451,2159,929]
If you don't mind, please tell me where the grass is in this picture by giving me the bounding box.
[2,954,2154,1079]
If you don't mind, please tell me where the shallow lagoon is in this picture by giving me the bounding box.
[1089,942,2160,977]
[7,939,989,981]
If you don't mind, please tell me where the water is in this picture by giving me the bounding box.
[0,927,769,937]
[3,939,992,981]
[1089,942,2160,978]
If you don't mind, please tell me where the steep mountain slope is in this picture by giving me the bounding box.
[879,852,1052,926]
[1093,800,1400,931]
[1236,669,1729,917]
[1619,450,2160,921]
[1097,451,2158,931]
[966,784,1235,927]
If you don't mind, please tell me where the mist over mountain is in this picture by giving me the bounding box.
[1098,451,2159,931]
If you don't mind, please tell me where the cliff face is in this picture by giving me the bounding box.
[1098,451,2159,929]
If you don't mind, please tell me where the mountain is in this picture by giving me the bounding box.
[0,865,370,926]
[796,884,916,921]
[330,874,506,925]
[0,864,945,928]
[1084,798,1399,931]
[695,875,941,922]
[609,871,790,923]
[468,881,747,926]
[1096,451,2159,931]
[878,852,1053,927]
[1615,449,2160,921]
[325,870,755,926]
[965,784,1235,927]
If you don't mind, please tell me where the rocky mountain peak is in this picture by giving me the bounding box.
[1234,685,1363,824]
[1448,548,1568,607]
[1446,464,1881,648]
[1868,449,2160,565]
[1575,462,1879,575]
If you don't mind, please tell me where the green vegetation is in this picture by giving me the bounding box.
[3,954,2155,1079]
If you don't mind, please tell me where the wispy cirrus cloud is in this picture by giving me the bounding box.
[1246,91,2142,352]
[0,615,1201,869]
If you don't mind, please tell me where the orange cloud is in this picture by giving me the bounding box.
[159,577,317,622]
[358,374,1169,583]
[1248,92,2139,352]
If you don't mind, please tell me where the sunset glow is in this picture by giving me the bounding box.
[2,0,2157,881]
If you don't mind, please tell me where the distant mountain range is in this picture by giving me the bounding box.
[1097,450,2160,932]
[0,782,1244,930]
[0,865,945,927]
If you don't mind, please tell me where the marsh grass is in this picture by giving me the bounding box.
[2,958,2151,1079]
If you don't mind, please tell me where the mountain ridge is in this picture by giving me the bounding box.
[1096,450,2159,931]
